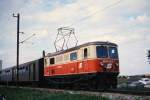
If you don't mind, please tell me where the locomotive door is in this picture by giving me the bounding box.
[82,60,88,72]
[83,48,89,72]
[80,48,89,72]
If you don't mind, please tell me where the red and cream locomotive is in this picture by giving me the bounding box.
[44,41,119,89]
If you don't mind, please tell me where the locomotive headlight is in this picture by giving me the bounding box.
[100,62,104,66]
[107,63,112,69]
[100,62,112,69]
[115,63,119,67]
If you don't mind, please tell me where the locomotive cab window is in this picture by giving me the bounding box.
[96,46,108,58]
[50,58,55,65]
[84,48,88,59]
[70,52,77,61]
[109,47,118,59]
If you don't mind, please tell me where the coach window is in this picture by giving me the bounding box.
[50,58,55,65]
[70,52,77,61]
[84,48,88,59]
[26,66,28,71]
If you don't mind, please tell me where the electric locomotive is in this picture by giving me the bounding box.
[44,41,119,89]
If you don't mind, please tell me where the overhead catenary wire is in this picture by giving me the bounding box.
[54,1,123,51]
[67,0,123,27]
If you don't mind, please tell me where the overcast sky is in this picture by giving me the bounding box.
[0,0,150,75]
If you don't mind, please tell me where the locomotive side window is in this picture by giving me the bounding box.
[64,54,69,61]
[50,58,55,65]
[84,48,88,59]
[109,47,118,59]
[56,55,63,63]
[70,52,77,61]
[96,46,108,58]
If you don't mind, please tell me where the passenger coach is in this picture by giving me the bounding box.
[0,58,44,86]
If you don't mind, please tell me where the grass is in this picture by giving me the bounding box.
[0,87,108,100]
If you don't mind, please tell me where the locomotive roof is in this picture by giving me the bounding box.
[46,41,117,57]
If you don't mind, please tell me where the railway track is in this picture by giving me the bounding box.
[106,89,150,96]
[1,85,150,96]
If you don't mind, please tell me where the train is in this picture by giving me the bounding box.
[0,58,44,86]
[0,41,119,90]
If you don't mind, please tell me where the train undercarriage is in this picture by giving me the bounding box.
[44,72,119,90]
[0,72,118,91]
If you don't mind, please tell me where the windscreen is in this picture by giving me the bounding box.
[109,47,118,59]
[96,46,108,58]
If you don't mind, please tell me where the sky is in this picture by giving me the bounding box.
[0,0,150,75]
